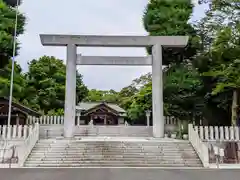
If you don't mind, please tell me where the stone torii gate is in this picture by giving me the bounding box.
[39,34,188,138]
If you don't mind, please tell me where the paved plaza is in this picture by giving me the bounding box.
[1,168,240,180]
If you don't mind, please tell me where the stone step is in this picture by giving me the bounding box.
[29,152,197,156]
[24,161,202,167]
[36,142,192,145]
[35,142,192,145]
[38,141,190,143]
[25,139,201,168]
[34,146,191,149]
[28,152,197,156]
[31,149,195,153]
[24,163,202,167]
[32,146,195,150]
[29,154,198,159]
[25,160,201,165]
[26,160,200,164]
[28,154,198,158]
[26,157,201,161]
[33,146,194,149]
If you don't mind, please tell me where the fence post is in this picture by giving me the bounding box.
[224,126,229,140]
[77,115,80,126]
[214,126,219,140]
[204,126,209,140]
[235,126,239,140]
[17,125,22,138]
[230,126,234,140]
[209,126,214,140]
[12,125,17,138]
[219,126,224,140]
[7,126,12,139]
[23,126,28,139]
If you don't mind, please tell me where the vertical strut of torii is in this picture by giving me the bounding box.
[40,34,188,138]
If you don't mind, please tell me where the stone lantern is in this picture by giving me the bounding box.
[145,110,151,127]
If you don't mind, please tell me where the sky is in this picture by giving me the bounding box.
[17,0,207,91]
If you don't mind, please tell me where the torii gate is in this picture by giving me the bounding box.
[40,34,188,138]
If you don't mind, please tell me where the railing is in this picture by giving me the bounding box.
[0,125,33,139]
[195,125,240,141]
[27,115,64,125]
[17,123,40,167]
[27,115,179,126]
[188,124,209,167]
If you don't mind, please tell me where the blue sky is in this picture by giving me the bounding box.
[17,0,207,90]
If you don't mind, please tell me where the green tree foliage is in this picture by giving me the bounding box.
[84,89,119,104]
[131,0,202,124]
[193,0,240,125]
[24,56,88,113]
[125,65,203,123]
[163,64,203,119]
[0,0,25,68]
[143,0,199,65]
[0,61,27,101]
[203,25,240,125]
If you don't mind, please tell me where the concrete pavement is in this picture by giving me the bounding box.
[1,168,240,180]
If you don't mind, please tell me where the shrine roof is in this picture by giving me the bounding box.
[77,102,126,113]
[0,97,41,116]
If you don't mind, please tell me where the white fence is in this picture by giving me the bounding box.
[0,123,39,167]
[188,124,209,167]
[27,116,64,125]
[0,125,33,139]
[17,123,40,166]
[195,126,240,141]
[27,115,179,125]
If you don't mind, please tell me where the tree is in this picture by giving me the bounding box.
[25,56,88,113]
[3,0,22,7]
[0,61,27,102]
[126,64,203,123]
[143,0,199,65]
[203,26,240,125]
[163,64,203,119]
[84,89,119,104]
[0,0,25,68]
[194,0,240,125]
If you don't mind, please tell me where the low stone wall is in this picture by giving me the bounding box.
[39,125,63,138]
[39,125,153,138]
[75,126,153,137]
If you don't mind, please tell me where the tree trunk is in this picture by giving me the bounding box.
[231,89,238,126]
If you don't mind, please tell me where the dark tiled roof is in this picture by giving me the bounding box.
[0,97,41,116]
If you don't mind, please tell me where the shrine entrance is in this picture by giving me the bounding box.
[39,34,188,138]
[91,114,118,126]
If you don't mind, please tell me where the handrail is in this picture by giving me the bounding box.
[17,123,39,167]
[188,124,209,167]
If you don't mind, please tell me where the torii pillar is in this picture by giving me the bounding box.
[39,34,188,138]
[64,44,77,138]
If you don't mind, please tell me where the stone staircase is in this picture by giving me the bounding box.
[24,139,203,167]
